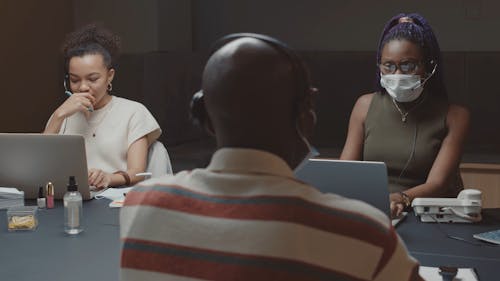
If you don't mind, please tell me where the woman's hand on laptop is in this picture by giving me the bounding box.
[390,192,410,219]
[88,168,111,189]
[390,201,405,219]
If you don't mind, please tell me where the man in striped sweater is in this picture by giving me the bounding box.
[120,34,422,281]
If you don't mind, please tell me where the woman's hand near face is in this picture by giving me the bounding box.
[88,168,112,189]
[56,92,96,119]
[42,92,96,134]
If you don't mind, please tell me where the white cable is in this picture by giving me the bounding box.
[441,207,482,223]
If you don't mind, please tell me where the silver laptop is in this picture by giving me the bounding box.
[295,158,391,217]
[0,133,92,200]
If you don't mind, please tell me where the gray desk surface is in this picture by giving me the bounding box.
[2,199,500,281]
[0,199,120,281]
[397,209,500,281]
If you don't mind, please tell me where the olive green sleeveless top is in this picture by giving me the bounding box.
[363,92,462,196]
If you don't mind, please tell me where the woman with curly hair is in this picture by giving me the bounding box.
[44,24,161,189]
[340,13,470,218]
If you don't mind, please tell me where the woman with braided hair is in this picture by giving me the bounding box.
[341,13,469,218]
[44,24,161,189]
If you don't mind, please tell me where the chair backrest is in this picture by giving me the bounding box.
[146,141,173,177]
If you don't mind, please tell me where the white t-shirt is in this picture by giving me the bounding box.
[55,96,161,173]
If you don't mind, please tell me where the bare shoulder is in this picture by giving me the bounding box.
[447,104,470,124]
[351,92,376,118]
[355,92,375,108]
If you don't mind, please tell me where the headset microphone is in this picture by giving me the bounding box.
[410,62,437,91]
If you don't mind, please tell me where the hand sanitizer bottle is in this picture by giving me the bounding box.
[64,176,83,235]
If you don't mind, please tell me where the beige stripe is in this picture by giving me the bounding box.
[142,172,391,227]
[372,237,419,281]
[121,206,385,280]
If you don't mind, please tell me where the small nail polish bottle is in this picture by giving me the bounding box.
[46,182,54,209]
[37,186,46,209]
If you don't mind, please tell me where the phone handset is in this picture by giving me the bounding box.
[412,189,482,223]
[444,189,482,222]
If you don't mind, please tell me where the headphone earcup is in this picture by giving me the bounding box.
[190,90,215,135]
[295,94,316,140]
[190,90,207,126]
[64,74,70,92]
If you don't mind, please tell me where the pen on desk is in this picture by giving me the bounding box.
[65,91,94,112]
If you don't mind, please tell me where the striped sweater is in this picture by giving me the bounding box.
[120,148,420,281]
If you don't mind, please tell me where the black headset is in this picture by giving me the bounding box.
[190,33,316,130]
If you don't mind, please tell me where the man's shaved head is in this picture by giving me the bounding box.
[203,38,297,129]
[201,36,314,168]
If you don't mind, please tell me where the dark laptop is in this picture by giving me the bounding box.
[295,158,391,217]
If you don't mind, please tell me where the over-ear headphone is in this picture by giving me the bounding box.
[426,59,437,75]
[190,33,316,130]
[63,74,71,95]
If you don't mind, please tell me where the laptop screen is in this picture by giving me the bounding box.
[0,133,91,200]
[294,159,391,217]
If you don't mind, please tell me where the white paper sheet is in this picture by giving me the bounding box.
[419,266,478,281]
[0,187,23,194]
[93,187,133,201]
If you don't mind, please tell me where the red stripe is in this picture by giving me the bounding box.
[124,186,392,248]
[121,238,365,281]
[372,226,398,278]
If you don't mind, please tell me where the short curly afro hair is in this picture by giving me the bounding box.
[62,23,121,72]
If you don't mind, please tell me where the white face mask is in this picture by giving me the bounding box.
[380,63,437,103]
[380,74,424,102]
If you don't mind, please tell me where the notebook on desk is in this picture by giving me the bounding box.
[295,158,405,225]
[0,133,92,200]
